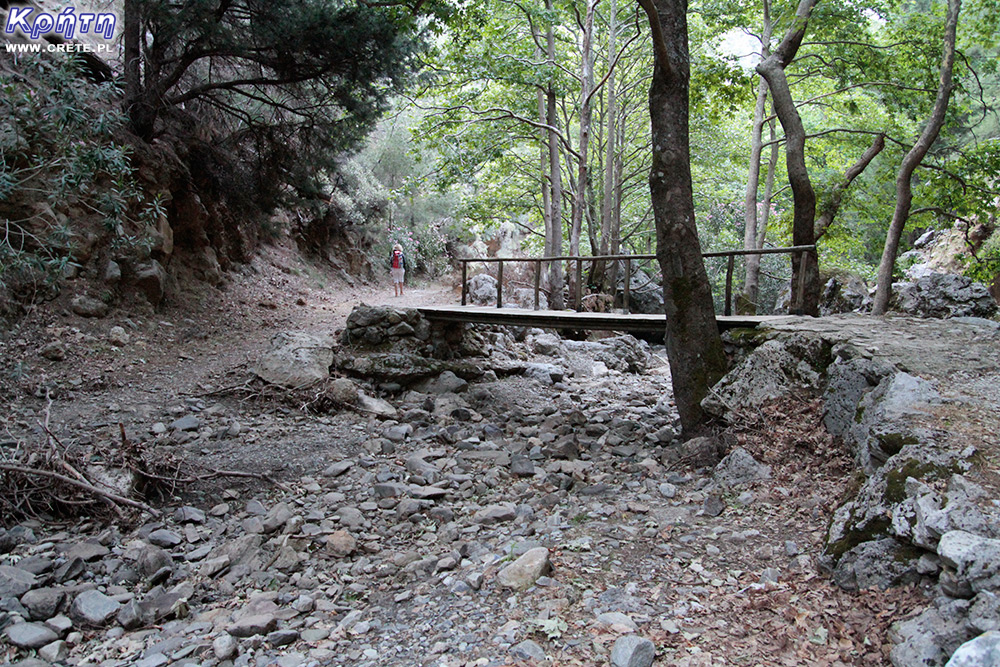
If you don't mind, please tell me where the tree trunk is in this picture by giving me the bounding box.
[872,0,961,315]
[639,0,728,434]
[545,0,565,309]
[596,0,619,292]
[123,0,156,140]
[569,0,598,300]
[756,0,820,316]
[537,51,551,258]
[738,0,772,315]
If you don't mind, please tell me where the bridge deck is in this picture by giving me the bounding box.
[418,306,797,333]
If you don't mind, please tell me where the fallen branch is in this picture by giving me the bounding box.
[0,463,160,517]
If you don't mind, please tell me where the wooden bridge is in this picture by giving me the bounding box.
[417,304,789,333]
[417,246,814,334]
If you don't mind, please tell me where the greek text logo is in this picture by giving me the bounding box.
[4,6,117,41]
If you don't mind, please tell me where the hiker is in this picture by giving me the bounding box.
[390,243,406,297]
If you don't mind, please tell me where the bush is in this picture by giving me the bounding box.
[0,55,161,314]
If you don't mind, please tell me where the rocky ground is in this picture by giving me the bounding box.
[1,247,999,667]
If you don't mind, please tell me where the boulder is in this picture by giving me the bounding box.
[134,260,168,307]
[662,436,724,469]
[945,632,1000,667]
[891,272,997,319]
[938,531,1000,594]
[822,357,896,439]
[843,371,942,472]
[70,589,121,626]
[467,273,498,305]
[713,447,771,487]
[254,331,334,388]
[522,362,563,384]
[820,272,869,315]
[890,598,974,667]
[594,335,650,374]
[823,444,975,584]
[830,538,919,591]
[702,334,828,421]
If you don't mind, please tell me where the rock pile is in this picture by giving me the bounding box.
[2,334,683,667]
[892,272,998,319]
[730,315,1000,667]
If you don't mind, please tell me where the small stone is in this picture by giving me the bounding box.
[175,506,207,524]
[262,502,293,533]
[610,635,656,667]
[4,622,60,649]
[496,547,551,591]
[40,341,67,361]
[108,326,130,346]
[21,587,65,621]
[214,633,239,660]
[324,461,353,477]
[227,613,277,637]
[760,567,781,584]
[71,295,109,318]
[69,589,121,626]
[66,541,109,562]
[474,504,517,525]
[168,415,201,432]
[0,564,37,597]
[703,494,725,517]
[785,541,799,557]
[117,599,143,630]
[658,482,677,499]
[327,530,356,558]
[38,639,70,662]
[510,639,547,661]
[510,454,535,477]
[268,629,299,646]
[596,611,639,633]
[148,528,183,548]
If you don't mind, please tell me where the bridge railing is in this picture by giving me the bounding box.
[458,245,816,315]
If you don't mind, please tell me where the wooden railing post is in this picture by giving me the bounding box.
[497,260,504,309]
[623,257,631,314]
[724,253,735,316]
[533,260,541,310]
[795,249,809,315]
[574,258,583,311]
[461,261,468,306]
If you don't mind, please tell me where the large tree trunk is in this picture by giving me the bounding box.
[593,0,619,292]
[545,0,565,309]
[756,0,820,316]
[123,0,156,140]
[738,0,773,315]
[872,0,961,315]
[639,0,728,434]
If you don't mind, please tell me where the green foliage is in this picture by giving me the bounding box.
[0,56,159,310]
[327,109,466,277]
